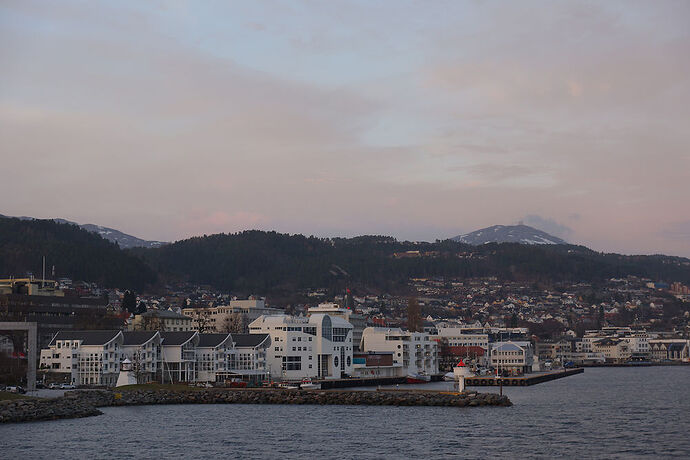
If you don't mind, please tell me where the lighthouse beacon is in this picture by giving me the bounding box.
[116,358,137,387]
[453,359,471,392]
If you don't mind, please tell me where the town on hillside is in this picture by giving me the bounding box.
[1,274,689,390]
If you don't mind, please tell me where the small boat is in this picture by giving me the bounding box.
[277,382,299,390]
[406,373,431,384]
[443,372,455,381]
[300,378,321,390]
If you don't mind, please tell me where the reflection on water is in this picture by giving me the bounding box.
[1,367,689,459]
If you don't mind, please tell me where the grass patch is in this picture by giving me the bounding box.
[0,391,33,401]
[115,383,203,392]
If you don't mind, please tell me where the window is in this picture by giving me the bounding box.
[282,356,302,371]
[346,357,351,367]
[334,356,339,368]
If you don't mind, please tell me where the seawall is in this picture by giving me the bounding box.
[0,388,511,423]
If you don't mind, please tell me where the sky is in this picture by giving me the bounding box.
[1,1,689,256]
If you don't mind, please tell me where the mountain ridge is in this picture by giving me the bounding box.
[0,214,166,249]
[452,224,567,245]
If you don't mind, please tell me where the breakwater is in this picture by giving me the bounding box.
[0,388,511,423]
[0,396,102,424]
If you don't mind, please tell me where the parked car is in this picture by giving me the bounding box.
[59,383,76,390]
[6,386,26,394]
[49,383,61,389]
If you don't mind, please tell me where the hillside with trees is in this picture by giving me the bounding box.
[0,217,156,290]
[134,230,690,294]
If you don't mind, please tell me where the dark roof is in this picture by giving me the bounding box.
[122,331,159,345]
[160,331,197,346]
[233,333,270,348]
[142,309,190,320]
[51,330,121,346]
[668,343,687,351]
[197,333,232,348]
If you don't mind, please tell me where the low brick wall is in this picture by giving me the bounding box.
[1,389,511,424]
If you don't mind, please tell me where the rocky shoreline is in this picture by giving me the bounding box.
[0,388,511,424]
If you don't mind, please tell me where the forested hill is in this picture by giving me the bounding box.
[0,217,156,290]
[2,220,688,294]
[134,230,690,293]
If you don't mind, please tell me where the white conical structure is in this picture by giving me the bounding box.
[116,358,137,387]
[453,359,471,392]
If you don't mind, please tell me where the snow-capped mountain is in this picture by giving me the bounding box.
[78,224,166,249]
[451,224,567,246]
[0,214,166,249]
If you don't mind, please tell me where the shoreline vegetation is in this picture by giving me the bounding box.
[0,387,511,424]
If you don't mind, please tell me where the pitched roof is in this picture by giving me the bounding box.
[197,333,232,348]
[51,330,121,346]
[493,342,523,352]
[160,331,197,346]
[122,331,159,345]
[233,333,270,348]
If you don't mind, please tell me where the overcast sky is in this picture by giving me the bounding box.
[1,1,689,256]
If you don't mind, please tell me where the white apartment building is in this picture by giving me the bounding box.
[196,333,234,383]
[489,341,534,374]
[360,327,438,377]
[160,331,199,383]
[39,330,123,386]
[249,313,354,381]
[121,331,162,383]
[229,333,271,383]
[308,303,367,351]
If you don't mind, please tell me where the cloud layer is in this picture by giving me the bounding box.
[1,1,689,256]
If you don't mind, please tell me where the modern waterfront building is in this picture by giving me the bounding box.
[39,329,272,386]
[359,327,438,377]
[195,333,234,383]
[308,303,367,351]
[121,331,162,383]
[160,331,199,383]
[39,330,123,386]
[248,313,354,380]
[229,333,271,383]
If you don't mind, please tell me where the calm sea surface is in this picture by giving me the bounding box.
[2,367,689,459]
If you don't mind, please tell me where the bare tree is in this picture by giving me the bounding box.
[219,313,248,334]
[407,297,422,332]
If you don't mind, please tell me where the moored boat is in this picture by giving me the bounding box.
[406,373,431,384]
[299,378,321,390]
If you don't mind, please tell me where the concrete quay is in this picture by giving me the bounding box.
[464,368,584,387]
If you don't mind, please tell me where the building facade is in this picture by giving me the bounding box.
[39,330,123,386]
[360,327,438,377]
[249,313,354,380]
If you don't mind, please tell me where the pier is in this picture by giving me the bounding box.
[464,368,584,387]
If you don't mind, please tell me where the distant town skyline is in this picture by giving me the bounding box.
[1,1,689,257]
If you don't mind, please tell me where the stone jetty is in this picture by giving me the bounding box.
[0,396,102,424]
[1,388,511,424]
